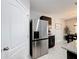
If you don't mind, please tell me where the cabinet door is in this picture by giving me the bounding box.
[40,40,48,56]
[49,36,55,48]
[67,51,77,59]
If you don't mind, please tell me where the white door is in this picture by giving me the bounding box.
[1,0,30,59]
[55,23,63,44]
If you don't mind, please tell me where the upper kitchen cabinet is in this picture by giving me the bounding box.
[40,16,52,25]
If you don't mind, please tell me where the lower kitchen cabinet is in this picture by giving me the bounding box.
[67,51,77,59]
[49,36,55,48]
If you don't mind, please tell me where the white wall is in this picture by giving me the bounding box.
[54,19,65,44]
[64,17,77,34]
[2,0,31,59]
[30,10,65,45]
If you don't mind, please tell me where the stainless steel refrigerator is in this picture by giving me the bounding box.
[30,20,48,59]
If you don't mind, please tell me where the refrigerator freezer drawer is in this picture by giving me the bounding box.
[40,39,48,56]
[32,41,41,59]
[32,39,48,59]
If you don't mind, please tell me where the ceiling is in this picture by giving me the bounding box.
[31,0,77,19]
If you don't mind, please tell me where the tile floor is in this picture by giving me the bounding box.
[38,41,67,59]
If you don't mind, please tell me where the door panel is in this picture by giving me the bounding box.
[1,0,30,59]
[9,1,27,49]
[1,0,12,59]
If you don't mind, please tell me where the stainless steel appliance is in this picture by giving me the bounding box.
[30,20,48,59]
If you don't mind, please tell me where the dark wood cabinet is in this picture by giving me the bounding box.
[67,51,77,59]
[48,36,55,48]
[40,16,52,25]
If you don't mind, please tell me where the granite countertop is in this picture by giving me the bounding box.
[62,40,77,54]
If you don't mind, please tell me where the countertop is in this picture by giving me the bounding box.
[48,35,55,36]
[62,40,77,54]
